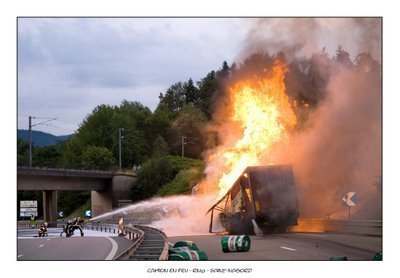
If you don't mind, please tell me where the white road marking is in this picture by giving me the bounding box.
[293,233,327,238]
[38,244,44,248]
[17,255,23,258]
[104,237,118,260]
[280,246,296,251]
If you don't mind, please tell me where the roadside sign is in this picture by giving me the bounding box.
[20,200,38,218]
[20,211,38,217]
[20,200,37,208]
[85,210,92,217]
[58,211,64,218]
[20,207,38,212]
[342,192,357,207]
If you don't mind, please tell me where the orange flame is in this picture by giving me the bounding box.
[204,59,297,199]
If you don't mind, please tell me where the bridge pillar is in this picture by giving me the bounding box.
[91,188,113,218]
[90,174,136,217]
[111,175,136,207]
[42,190,57,223]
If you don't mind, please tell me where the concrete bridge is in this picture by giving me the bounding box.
[17,167,137,222]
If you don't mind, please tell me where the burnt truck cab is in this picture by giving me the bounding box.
[207,165,299,234]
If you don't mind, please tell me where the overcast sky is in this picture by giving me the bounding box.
[18,18,250,135]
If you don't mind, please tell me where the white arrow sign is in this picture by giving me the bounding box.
[342,192,357,207]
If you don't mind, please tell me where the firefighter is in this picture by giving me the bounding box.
[38,222,48,237]
[118,217,125,236]
[30,215,35,229]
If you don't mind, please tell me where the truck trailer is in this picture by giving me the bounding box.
[207,165,299,234]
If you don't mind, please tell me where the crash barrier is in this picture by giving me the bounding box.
[169,241,208,260]
[18,220,58,228]
[123,225,169,261]
[289,219,382,236]
[113,224,169,260]
[84,222,143,241]
[221,235,251,252]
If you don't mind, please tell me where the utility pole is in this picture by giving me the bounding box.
[181,135,186,157]
[118,128,136,170]
[29,116,32,168]
[118,128,123,170]
[28,116,57,168]
[181,135,198,157]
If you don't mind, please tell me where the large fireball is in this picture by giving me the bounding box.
[202,59,297,199]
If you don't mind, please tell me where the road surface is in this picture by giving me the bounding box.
[168,232,382,260]
[17,228,133,260]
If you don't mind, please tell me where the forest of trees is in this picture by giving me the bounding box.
[17,47,381,218]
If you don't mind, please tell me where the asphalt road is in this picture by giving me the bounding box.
[17,228,133,260]
[17,228,382,261]
[168,232,382,261]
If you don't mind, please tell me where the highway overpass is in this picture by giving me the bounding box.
[17,167,136,221]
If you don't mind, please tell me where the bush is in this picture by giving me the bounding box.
[131,155,204,201]
[157,166,204,196]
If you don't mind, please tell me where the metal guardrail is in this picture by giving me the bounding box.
[115,225,145,260]
[132,225,169,260]
[83,221,168,260]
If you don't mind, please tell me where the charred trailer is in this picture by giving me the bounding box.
[207,165,299,235]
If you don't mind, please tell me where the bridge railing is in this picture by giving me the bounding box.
[17,166,115,178]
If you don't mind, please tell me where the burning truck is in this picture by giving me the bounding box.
[207,165,299,235]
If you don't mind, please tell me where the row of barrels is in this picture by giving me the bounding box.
[169,235,251,261]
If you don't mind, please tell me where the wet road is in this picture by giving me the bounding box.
[168,232,382,260]
[17,228,133,260]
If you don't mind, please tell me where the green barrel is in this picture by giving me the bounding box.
[168,250,208,261]
[169,247,199,255]
[173,240,199,251]
[373,252,382,261]
[221,235,251,252]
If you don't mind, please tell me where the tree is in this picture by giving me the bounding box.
[61,135,83,168]
[77,104,116,148]
[131,155,204,201]
[61,100,154,169]
[131,156,174,201]
[17,137,29,166]
[168,105,207,158]
[184,78,199,104]
[159,82,186,113]
[81,146,116,170]
[32,143,63,168]
[152,136,169,157]
[354,52,380,74]
[335,45,353,68]
[195,71,218,118]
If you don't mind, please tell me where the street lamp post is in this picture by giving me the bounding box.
[28,116,57,168]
